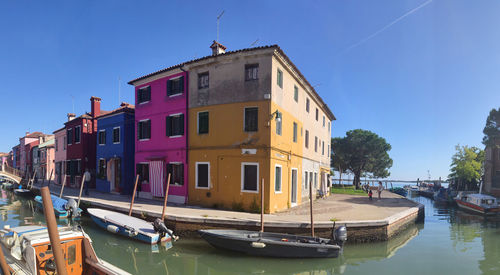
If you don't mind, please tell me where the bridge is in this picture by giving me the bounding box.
[0,164,24,184]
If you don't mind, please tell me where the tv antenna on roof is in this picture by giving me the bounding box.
[250,39,259,46]
[217,10,225,42]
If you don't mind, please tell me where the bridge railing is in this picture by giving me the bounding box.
[1,164,25,179]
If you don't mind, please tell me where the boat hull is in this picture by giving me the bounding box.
[455,199,500,215]
[13,189,34,198]
[199,229,342,258]
[87,208,169,244]
[33,196,76,218]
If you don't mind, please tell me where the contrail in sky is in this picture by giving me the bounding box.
[340,0,433,54]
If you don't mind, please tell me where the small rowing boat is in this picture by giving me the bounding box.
[87,208,175,244]
[13,188,34,198]
[199,226,347,258]
[34,194,82,219]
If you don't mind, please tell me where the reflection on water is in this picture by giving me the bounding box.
[2,185,500,274]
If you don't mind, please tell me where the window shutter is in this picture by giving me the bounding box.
[137,122,141,140]
[165,116,171,136]
[180,114,185,135]
[167,80,171,96]
[146,120,151,139]
[180,76,184,93]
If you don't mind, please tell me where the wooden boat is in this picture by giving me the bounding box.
[87,208,174,244]
[0,224,130,274]
[34,194,82,219]
[13,188,34,198]
[455,192,500,215]
[198,227,347,258]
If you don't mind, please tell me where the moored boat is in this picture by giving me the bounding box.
[0,225,130,274]
[455,192,500,215]
[34,194,82,219]
[87,208,175,244]
[198,226,347,258]
[13,188,34,198]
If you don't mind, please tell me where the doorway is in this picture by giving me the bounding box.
[291,168,298,205]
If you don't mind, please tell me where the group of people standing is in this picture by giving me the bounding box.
[363,181,384,200]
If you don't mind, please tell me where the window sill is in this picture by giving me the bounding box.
[98,144,105,146]
[195,186,210,190]
[113,142,120,144]
[138,101,150,105]
[167,93,183,98]
[241,189,259,194]
[168,135,183,138]
[275,190,282,194]
[139,138,150,141]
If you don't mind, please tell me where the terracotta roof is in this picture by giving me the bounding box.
[97,103,135,120]
[25,132,45,138]
[127,45,335,120]
[210,40,227,50]
[64,110,111,125]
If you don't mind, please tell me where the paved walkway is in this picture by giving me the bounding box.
[32,181,418,226]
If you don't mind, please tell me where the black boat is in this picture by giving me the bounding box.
[198,226,347,258]
[13,188,34,198]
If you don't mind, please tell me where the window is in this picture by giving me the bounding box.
[275,165,282,192]
[198,112,209,134]
[166,114,184,137]
[294,86,299,102]
[290,122,296,143]
[244,107,258,132]
[245,64,259,81]
[136,163,149,184]
[74,126,81,143]
[323,116,325,127]
[63,136,66,150]
[167,163,184,186]
[138,120,151,140]
[137,86,151,104]
[198,72,209,89]
[328,122,331,132]
[98,130,106,145]
[315,136,318,152]
[305,171,308,189]
[67,129,73,145]
[328,145,330,157]
[113,127,120,144]
[98,159,106,179]
[306,98,310,112]
[315,108,319,121]
[277,68,283,88]
[322,141,325,155]
[276,116,282,135]
[305,130,309,148]
[309,171,313,188]
[55,138,58,152]
[242,163,259,192]
[196,162,210,189]
[167,76,184,96]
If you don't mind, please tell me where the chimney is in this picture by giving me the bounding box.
[120,102,129,107]
[25,132,30,136]
[90,96,101,117]
[210,40,226,56]
[67,113,76,121]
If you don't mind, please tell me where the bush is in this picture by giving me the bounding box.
[249,198,261,213]
[231,201,245,212]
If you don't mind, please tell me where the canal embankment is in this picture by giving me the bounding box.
[30,182,424,243]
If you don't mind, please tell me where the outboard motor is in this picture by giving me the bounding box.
[65,198,80,218]
[152,218,179,241]
[333,225,347,247]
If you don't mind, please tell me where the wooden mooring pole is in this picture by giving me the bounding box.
[129,175,140,216]
[260,178,264,232]
[310,177,314,237]
[0,243,10,275]
[77,176,85,208]
[41,186,68,275]
[59,175,67,198]
[161,174,171,221]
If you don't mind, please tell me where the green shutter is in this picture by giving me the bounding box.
[167,80,171,96]
[165,116,171,136]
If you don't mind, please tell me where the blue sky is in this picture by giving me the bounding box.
[1,0,499,180]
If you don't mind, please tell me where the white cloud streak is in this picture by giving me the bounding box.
[340,0,433,54]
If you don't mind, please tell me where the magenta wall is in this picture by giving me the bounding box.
[134,72,188,204]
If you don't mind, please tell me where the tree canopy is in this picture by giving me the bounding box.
[448,145,484,191]
[331,129,393,189]
[482,108,500,146]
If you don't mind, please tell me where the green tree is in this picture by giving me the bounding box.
[448,145,484,191]
[482,108,500,146]
[331,129,393,189]
[331,138,349,185]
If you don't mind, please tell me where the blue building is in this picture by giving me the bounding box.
[95,103,135,194]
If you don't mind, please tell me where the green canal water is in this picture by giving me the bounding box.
[1,188,500,275]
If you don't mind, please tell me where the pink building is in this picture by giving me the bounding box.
[18,132,45,173]
[129,71,188,204]
[53,127,67,185]
[38,138,55,180]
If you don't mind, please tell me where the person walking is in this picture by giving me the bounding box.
[83,168,91,196]
[377,181,384,199]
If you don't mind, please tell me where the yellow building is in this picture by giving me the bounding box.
[186,42,335,213]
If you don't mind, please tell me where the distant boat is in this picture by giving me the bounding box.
[33,194,82,219]
[87,208,174,244]
[455,192,500,215]
[0,225,130,274]
[199,228,347,258]
[13,187,34,198]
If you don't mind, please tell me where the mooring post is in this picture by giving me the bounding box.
[129,175,140,216]
[161,173,171,221]
[260,178,264,232]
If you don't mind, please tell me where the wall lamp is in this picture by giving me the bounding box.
[270,110,282,123]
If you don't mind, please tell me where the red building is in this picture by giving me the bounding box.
[64,96,109,187]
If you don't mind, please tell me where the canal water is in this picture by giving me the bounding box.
[1,186,500,275]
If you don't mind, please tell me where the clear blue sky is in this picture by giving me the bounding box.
[1,0,499,180]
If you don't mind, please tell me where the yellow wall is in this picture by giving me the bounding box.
[188,101,272,212]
